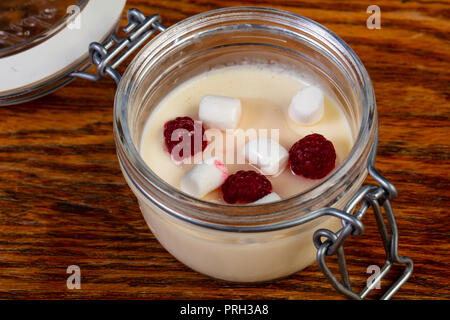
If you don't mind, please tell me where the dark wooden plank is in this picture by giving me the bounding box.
[0,0,448,300]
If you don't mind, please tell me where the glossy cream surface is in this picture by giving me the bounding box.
[140,64,353,203]
[134,64,357,282]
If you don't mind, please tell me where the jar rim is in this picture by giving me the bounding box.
[114,7,377,232]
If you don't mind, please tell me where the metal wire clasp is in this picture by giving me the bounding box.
[313,130,413,299]
[71,9,166,84]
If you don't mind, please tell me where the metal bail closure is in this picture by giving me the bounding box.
[313,130,413,299]
[71,9,166,85]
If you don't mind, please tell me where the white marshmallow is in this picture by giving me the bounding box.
[288,86,324,125]
[250,192,281,205]
[244,137,288,175]
[199,94,242,130]
[180,157,228,198]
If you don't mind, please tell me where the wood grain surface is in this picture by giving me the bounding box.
[0,0,448,300]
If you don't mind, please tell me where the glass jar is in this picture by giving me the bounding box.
[114,7,390,286]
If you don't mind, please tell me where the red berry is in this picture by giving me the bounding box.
[163,116,207,160]
[289,133,336,179]
[222,170,272,204]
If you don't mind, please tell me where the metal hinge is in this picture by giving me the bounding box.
[71,8,166,84]
[313,131,413,299]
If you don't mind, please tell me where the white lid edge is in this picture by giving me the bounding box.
[0,0,127,93]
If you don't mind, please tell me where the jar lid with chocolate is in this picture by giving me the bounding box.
[0,0,126,105]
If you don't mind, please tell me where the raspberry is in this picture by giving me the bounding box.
[221,170,272,204]
[163,116,207,160]
[289,133,336,179]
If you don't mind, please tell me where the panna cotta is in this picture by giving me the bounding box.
[134,64,353,282]
[134,64,356,282]
[140,64,353,204]
[114,7,378,284]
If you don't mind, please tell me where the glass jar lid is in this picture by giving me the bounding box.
[0,0,126,105]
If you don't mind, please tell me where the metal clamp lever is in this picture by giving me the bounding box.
[313,129,413,299]
[71,9,166,84]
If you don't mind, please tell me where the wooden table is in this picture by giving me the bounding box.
[0,0,448,300]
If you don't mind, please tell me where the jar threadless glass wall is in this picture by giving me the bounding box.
[114,7,376,282]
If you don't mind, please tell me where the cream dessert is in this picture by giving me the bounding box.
[134,64,357,282]
[140,64,353,204]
